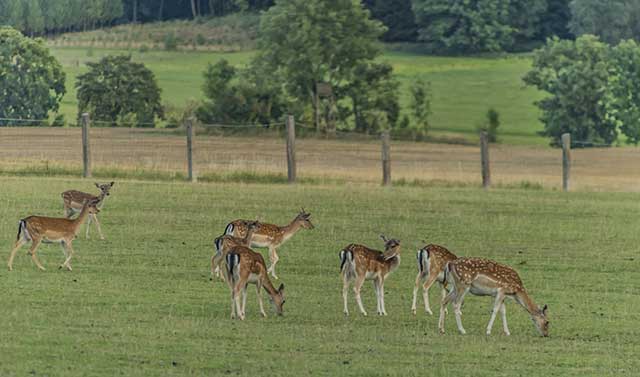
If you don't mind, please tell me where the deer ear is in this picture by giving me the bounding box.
[380,234,388,242]
[110,181,115,186]
[278,283,285,292]
[542,304,548,315]
[95,182,100,188]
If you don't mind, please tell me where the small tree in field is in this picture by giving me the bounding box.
[76,55,163,126]
[478,108,500,142]
[0,27,66,125]
[409,79,432,134]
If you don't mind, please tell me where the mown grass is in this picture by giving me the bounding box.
[0,177,638,376]
[48,47,546,145]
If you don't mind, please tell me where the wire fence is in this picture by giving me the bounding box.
[1,115,640,191]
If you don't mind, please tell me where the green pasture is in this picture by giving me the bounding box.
[49,47,546,145]
[0,177,638,375]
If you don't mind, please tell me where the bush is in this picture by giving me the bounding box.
[139,44,149,53]
[195,34,207,46]
[409,79,432,133]
[163,32,178,50]
[0,27,66,125]
[478,108,500,142]
[76,55,164,126]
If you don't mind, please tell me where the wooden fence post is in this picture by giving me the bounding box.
[81,113,91,178]
[186,117,196,182]
[562,133,571,192]
[381,130,391,186]
[286,115,296,184]
[480,131,490,189]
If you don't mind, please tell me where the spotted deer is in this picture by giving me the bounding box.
[224,209,314,279]
[62,182,114,240]
[411,243,458,315]
[211,220,260,281]
[439,257,549,337]
[224,245,286,320]
[339,235,401,316]
[8,199,101,271]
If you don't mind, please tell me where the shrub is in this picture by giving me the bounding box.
[478,108,500,142]
[163,32,178,50]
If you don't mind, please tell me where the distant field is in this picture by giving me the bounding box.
[0,177,638,375]
[2,127,640,192]
[49,47,546,145]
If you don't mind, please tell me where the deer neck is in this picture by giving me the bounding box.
[515,290,539,316]
[72,206,92,233]
[96,192,107,209]
[242,228,255,245]
[261,276,279,299]
[281,219,303,240]
[385,255,401,274]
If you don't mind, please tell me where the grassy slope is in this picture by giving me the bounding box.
[50,47,546,145]
[0,177,639,375]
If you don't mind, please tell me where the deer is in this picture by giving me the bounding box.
[438,257,549,337]
[211,220,260,281]
[224,209,314,280]
[224,245,286,320]
[62,182,115,240]
[8,199,101,272]
[411,243,458,315]
[339,235,401,316]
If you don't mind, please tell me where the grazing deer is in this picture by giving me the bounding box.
[339,235,401,316]
[8,199,101,271]
[438,257,549,337]
[411,243,458,315]
[211,220,260,281]
[224,209,314,279]
[62,182,115,240]
[224,245,285,320]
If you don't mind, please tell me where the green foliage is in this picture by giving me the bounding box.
[569,0,640,45]
[606,40,640,144]
[478,107,500,142]
[409,79,432,133]
[363,0,418,42]
[76,55,164,126]
[257,0,391,132]
[196,59,287,125]
[0,27,66,125]
[523,36,617,146]
[163,31,178,50]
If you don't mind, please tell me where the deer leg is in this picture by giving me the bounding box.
[28,239,45,271]
[61,241,75,271]
[373,279,382,315]
[342,273,350,316]
[267,246,280,280]
[211,253,225,282]
[500,302,510,336]
[233,284,244,320]
[440,283,450,315]
[379,279,388,316]
[453,287,469,335]
[8,238,27,271]
[411,271,424,315]
[256,282,266,317]
[85,215,93,239]
[421,273,439,315]
[353,274,367,316]
[59,241,69,269]
[438,289,456,334]
[241,283,249,318]
[91,214,105,240]
[486,292,506,336]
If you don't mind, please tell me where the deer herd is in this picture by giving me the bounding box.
[6,181,550,337]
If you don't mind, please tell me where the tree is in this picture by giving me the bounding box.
[363,0,417,42]
[606,40,640,144]
[409,79,432,133]
[523,36,617,146]
[568,0,640,45]
[412,0,514,53]
[257,0,387,131]
[76,55,164,126]
[540,0,572,40]
[0,27,66,125]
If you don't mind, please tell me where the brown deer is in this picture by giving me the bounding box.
[438,257,549,337]
[339,235,401,316]
[211,220,260,281]
[224,245,285,320]
[411,243,458,315]
[62,182,114,240]
[8,199,101,271]
[224,209,314,279]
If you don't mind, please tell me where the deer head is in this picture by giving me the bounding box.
[95,182,115,197]
[380,234,401,260]
[295,208,314,229]
[531,304,549,337]
[269,283,286,315]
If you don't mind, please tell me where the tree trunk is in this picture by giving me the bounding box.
[158,0,165,21]
[209,0,216,16]
[133,0,138,23]
[190,0,198,18]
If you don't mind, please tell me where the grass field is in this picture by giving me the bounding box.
[48,47,546,145]
[0,177,638,375]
